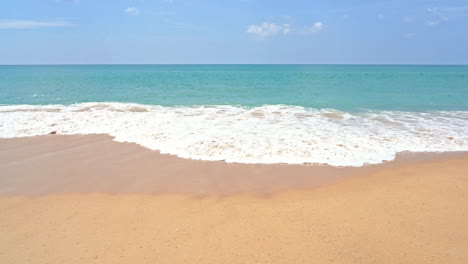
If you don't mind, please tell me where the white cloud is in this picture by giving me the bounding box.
[0,19,73,29]
[427,7,449,22]
[405,33,416,38]
[246,22,291,38]
[424,6,467,27]
[309,22,324,32]
[426,7,449,27]
[125,7,140,16]
[377,14,385,20]
[246,21,324,38]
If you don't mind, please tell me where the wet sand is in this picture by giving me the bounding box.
[0,135,467,263]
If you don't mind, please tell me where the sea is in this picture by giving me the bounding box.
[1,64,467,166]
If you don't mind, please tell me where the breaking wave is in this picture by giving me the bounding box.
[1,102,467,166]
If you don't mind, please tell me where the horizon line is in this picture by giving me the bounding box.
[1,63,468,66]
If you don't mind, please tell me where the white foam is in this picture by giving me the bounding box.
[1,102,467,166]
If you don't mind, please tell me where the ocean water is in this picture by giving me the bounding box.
[1,65,467,166]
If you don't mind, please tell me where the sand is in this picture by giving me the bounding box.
[0,135,467,263]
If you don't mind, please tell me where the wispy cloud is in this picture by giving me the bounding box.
[125,7,140,16]
[377,14,385,20]
[247,22,291,38]
[309,22,324,32]
[427,7,449,22]
[425,6,468,26]
[0,19,73,29]
[247,21,324,38]
[426,7,444,27]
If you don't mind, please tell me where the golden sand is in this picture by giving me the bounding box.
[0,135,467,263]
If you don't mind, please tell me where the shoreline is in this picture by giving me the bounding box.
[1,135,467,263]
[2,102,466,167]
[1,134,467,196]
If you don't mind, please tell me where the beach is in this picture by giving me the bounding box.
[1,135,467,263]
[3,0,468,262]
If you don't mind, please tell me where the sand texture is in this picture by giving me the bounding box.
[0,135,467,263]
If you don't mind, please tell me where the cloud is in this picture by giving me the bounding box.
[427,7,449,22]
[377,14,385,20]
[426,8,446,26]
[0,19,73,29]
[246,21,324,38]
[309,22,324,32]
[425,6,468,26]
[246,22,291,38]
[125,7,140,16]
[405,33,416,38]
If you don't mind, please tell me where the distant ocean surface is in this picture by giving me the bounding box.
[1,65,467,166]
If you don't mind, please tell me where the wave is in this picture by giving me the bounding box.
[1,102,467,166]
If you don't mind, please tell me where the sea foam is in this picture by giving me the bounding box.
[1,102,467,166]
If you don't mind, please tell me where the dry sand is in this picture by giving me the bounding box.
[0,135,467,263]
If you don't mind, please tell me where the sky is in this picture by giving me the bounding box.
[1,0,468,64]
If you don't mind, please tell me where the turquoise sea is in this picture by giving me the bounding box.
[1,65,468,111]
[1,65,467,166]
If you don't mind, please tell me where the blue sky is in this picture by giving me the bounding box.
[1,0,468,64]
